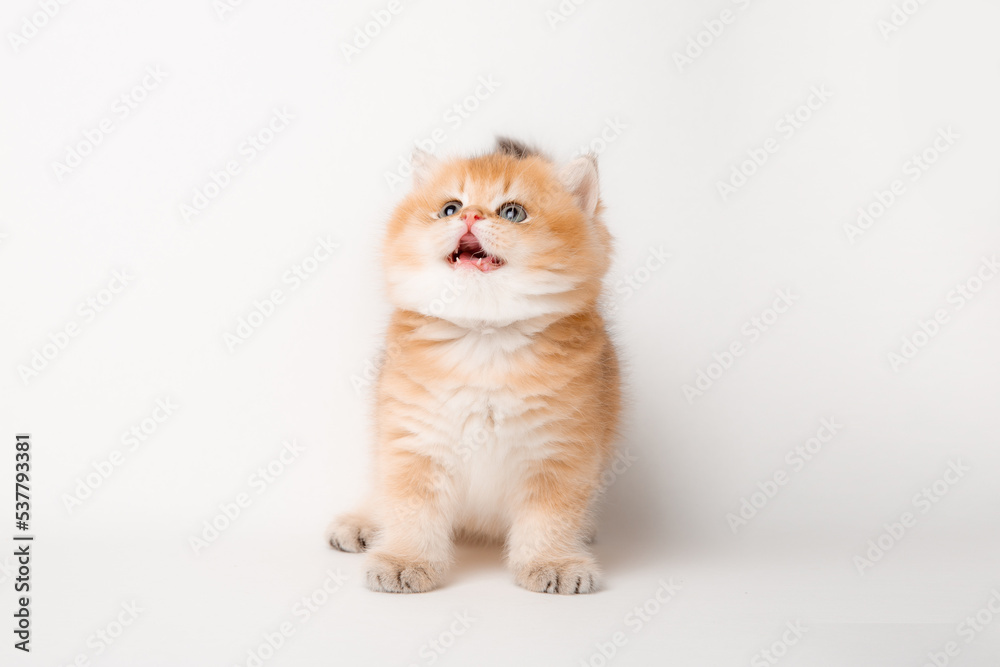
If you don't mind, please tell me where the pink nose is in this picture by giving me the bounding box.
[461,208,484,228]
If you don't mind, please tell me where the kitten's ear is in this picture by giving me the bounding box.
[410,149,438,186]
[558,155,599,216]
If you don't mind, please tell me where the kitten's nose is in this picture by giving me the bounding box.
[461,207,484,228]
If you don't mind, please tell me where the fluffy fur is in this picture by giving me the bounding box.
[327,138,621,594]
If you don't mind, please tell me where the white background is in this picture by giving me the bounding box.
[2,0,999,665]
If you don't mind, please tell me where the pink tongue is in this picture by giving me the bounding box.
[458,233,481,253]
[459,252,475,261]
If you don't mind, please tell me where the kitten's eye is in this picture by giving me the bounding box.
[439,201,462,218]
[498,202,528,223]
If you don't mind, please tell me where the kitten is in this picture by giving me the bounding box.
[327,138,621,594]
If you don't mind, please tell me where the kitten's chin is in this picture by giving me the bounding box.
[386,266,586,328]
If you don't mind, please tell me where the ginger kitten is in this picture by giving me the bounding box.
[328,138,621,594]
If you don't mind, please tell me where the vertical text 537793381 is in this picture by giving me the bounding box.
[14,433,33,652]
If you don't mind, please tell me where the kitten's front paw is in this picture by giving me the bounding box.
[365,551,442,593]
[514,555,601,595]
[327,513,376,553]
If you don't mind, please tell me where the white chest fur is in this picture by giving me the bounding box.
[403,321,560,538]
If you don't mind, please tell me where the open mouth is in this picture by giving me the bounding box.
[448,233,504,272]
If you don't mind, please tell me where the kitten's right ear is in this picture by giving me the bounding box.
[410,149,438,186]
[558,155,600,217]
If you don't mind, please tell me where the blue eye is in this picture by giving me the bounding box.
[439,201,462,217]
[498,202,528,223]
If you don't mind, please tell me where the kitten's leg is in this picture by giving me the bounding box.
[580,493,604,546]
[327,503,378,553]
[365,448,455,593]
[506,456,602,595]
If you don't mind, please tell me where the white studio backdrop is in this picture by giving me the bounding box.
[1,0,999,665]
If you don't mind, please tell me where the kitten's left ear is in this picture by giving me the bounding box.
[558,155,600,216]
[411,149,439,186]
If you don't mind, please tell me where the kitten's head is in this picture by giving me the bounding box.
[382,138,612,327]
